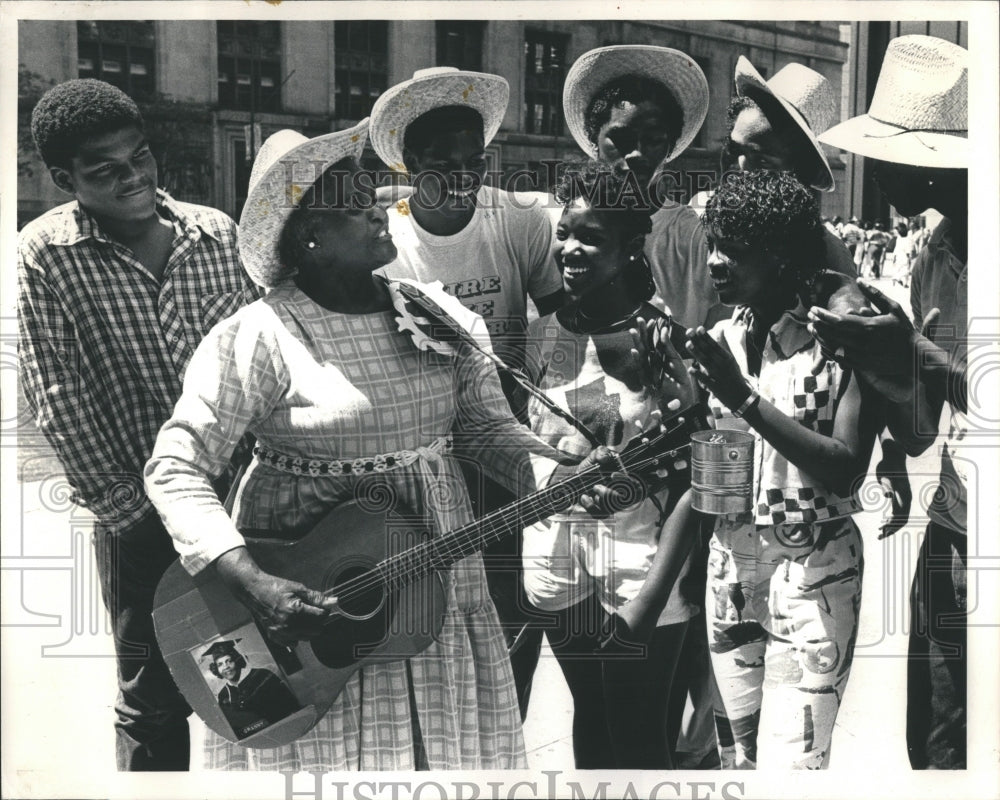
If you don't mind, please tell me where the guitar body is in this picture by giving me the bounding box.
[152,501,446,748]
[152,404,708,749]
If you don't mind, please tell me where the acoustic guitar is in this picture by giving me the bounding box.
[152,408,706,748]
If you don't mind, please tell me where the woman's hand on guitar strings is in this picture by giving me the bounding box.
[214,547,338,645]
[574,446,646,520]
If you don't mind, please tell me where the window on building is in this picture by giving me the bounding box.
[523,29,568,136]
[217,21,282,113]
[436,21,485,71]
[76,21,156,99]
[334,21,389,121]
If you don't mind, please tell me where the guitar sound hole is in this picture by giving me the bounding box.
[332,565,385,620]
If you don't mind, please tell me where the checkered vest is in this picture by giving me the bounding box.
[708,305,863,526]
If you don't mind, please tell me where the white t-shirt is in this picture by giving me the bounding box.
[378,186,563,362]
[521,313,698,626]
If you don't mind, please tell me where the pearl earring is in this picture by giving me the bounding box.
[307,241,318,250]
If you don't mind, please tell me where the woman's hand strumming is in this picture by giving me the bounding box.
[213,547,338,645]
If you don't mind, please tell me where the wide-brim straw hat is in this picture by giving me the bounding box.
[819,35,967,168]
[562,45,709,162]
[735,56,837,191]
[369,67,509,174]
[239,119,369,288]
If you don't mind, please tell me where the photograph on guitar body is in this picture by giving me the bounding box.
[196,632,301,741]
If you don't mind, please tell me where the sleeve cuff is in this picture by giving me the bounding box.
[176,508,246,575]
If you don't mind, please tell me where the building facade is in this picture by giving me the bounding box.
[18,18,850,227]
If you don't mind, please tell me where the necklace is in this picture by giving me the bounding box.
[574,303,643,332]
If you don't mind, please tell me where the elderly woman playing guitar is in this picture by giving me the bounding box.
[144,122,625,772]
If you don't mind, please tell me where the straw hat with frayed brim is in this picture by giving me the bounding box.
[239,119,369,288]
[369,67,509,174]
[819,35,967,168]
[563,45,709,162]
[735,57,837,192]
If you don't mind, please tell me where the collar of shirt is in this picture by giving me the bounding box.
[730,301,813,363]
[926,217,964,278]
[45,189,221,249]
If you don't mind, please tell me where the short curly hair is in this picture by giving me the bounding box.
[703,170,823,270]
[30,79,145,169]
[583,75,683,151]
[555,159,656,303]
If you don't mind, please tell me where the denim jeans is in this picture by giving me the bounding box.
[542,594,689,769]
[907,521,966,769]
[93,512,191,770]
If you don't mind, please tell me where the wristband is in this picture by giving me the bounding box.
[733,389,761,418]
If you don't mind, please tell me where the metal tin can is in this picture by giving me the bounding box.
[690,430,755,515]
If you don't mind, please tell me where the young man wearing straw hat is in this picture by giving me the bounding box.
[721,57,857,278]
[562,45,714,332]
[370,67,564,345]
[811,34,970,770]
[369,66,565,718]
[17,79,256,770]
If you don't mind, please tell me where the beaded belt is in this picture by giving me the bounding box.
[253,436,452,477]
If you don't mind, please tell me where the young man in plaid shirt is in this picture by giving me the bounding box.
[17,79,258,771]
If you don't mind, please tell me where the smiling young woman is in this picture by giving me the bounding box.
[521,159,705,769]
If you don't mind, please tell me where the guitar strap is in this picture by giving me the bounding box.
[382,276,602,448]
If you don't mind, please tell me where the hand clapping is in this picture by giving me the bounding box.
[684,326,753,412]
[806,279,924,402]
[629,316,697,409]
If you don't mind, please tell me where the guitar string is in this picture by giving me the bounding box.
[325,434,697,605]
[323,420,700,608]
[339,442,695,602]
[373,419,691,581]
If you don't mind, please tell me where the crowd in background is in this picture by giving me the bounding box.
[825,214,931,285]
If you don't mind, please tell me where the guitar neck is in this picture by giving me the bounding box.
[376,465,605,588]
[373,411,702,592]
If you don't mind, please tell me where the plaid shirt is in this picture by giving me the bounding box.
[18,189,259,530]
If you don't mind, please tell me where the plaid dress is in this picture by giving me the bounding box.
[146,284,540,771]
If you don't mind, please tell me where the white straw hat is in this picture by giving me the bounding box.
[369,67,509,174]
[239,120,369,288]
[819,35,967,168]
[562,45,709,162]
[735,57,838,191]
